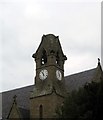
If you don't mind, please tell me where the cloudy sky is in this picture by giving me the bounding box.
[0,0,102,92]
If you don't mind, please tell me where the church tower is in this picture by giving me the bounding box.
[30,34,67,118]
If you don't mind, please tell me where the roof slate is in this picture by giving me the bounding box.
[2,65,102,119]
[2,85,34,119]
[65,68,96,92]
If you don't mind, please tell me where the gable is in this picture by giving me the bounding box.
[2,63,103,119]
[8,105,20,119]
[7,99,21,119]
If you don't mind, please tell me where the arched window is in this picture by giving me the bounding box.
[39,104,43,119]
[41,50,47,65]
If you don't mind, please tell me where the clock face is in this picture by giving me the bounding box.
[39,69,48,80]
[56,70,62,80]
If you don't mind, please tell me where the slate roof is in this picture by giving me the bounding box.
[2,64,102,119]
[2,85,34,119]
[19,107,30,119]
[65,68,96,92]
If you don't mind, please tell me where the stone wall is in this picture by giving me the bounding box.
[30,92,64,118]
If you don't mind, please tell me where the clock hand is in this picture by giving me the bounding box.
[42,71,44,76]
[59,73,60,77]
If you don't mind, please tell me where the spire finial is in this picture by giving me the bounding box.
[13,95,17,102]
[98,58,100,65]
[13,95,17,99]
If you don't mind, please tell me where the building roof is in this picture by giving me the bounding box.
[2,85,34,119]
[2,63,102,119]
[65,68,96,92]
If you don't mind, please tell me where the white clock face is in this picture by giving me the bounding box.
[39,69,48,80]
[56,70,62,80]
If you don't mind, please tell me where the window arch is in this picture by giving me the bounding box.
[41,50,47,65]
[56,52,60,66]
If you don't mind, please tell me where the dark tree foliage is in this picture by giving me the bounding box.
[56,74,103,120]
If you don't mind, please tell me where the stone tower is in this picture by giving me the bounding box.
[30,34,67,118]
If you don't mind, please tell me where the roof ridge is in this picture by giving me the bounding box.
[2,84,34,93]
[2,68,98,93]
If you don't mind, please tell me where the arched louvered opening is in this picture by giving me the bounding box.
[56,52,60,66]
[41,50,47,65]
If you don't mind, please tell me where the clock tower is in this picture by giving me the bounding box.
[30,34,67,118]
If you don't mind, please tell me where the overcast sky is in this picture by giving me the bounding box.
[0,0,102,92]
